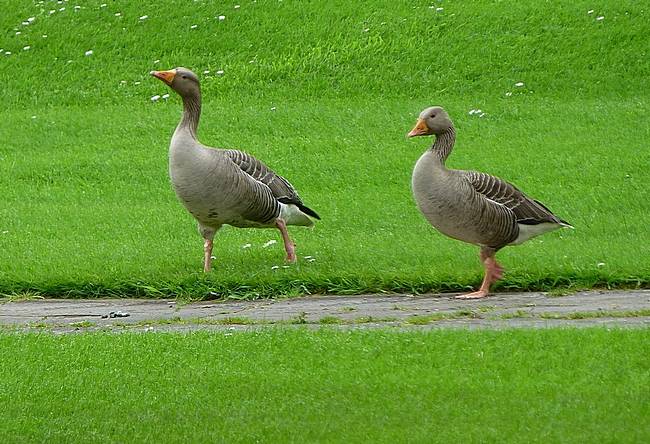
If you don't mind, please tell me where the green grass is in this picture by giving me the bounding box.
[538,309,650,320]
[1,1,649,297]
[0,329,648,442]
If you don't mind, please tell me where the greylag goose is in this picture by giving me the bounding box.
[408,106,572,299]
[151,67,320,272]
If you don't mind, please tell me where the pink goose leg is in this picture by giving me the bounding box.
[456,248,504,299]
[275,218,296,262]
[203,238,214,272]
[200,225,218,273]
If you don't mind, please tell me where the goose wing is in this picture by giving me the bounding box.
[225,149,320,219]
[463,170,569,226]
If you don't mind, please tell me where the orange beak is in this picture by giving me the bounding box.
[407,119,431,138]
[150,69,176,85]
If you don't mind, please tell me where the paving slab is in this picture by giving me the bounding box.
[1,289,649,332]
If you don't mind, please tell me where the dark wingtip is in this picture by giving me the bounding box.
[299,204,321,220]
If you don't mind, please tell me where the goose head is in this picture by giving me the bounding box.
[150,67,200,98]
[407,106,453,137]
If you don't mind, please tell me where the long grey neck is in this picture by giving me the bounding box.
[430,127,456,163]
[178,91,201,139]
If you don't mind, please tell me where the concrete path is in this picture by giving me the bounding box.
[1,290,649,332]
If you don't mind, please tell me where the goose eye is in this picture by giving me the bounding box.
[181,75,187,79]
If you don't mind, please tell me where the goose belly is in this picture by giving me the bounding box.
[172,182,272,229]
[413,192,488,245]
[169,149,278,229]
[412,157,491,246]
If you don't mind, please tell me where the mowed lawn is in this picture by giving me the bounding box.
[1,0,649,297]
[0,328,648,443]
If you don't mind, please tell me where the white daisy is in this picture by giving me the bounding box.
[262,239,277,248]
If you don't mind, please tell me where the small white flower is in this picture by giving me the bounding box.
[271,265,279,270]
[270,106,277,111]
[596,16,604,21]
[235,5,240,9]
[139,15,148,20]
[190,24,198,29]
[597,262,606,267]
[59,7,65,12]
[151,94,161,101]
[134,81,141,85]
[120,80,127,84]
[22,21,30,26]
[23,45,31,51]
[203,70,210,74]
[31,115,37,119]
[216,70,224,75]
[74,5,81,10]
[42,34,47,38]
[4,51,11,55]
[469,109,476,115]
[153,59,160,64]
[162,93,169,99]
[587,10,594,14]
[362,28,370,32]
[479,113,485,118]
[218,15,226,21]
[242,243,252,249]
[303,255,313,259]
[505,91,512,96]
[262,239,277,248]
[100,3,107,8]
[84,50,93,56]
[514,82,524,87]
[49,10,56,15]
[436,7,443,12]
[282,265,290,269]
[1,230,8,234]
[249,59,256,63]
[28,17,36,22]
[16,31,21,35]
[115,12,121,16]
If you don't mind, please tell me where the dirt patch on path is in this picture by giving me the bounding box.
[1,290,649,332]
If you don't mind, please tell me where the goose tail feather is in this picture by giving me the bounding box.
[279,202,317,227]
